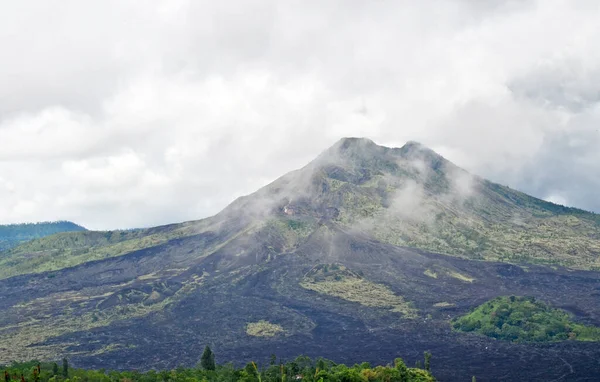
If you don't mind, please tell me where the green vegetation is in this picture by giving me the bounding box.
[262,218,316,252]
[423,269,437,279]
[0,219,228,280]
[0,221,85,252]
[360,181,600,270]
[300,264,417,318]
[0,230,154,279]
[200,346,216,371]
[453,296,600,342]
[246,321,284,337]
[433,302,454,308]
[2,355,435,382]
[445,270,474,283]
[423,267,474,283]
[317,139,600,270]
[0,275,209,362]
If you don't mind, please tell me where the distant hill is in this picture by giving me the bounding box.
[0,221,86,252]
[2,138,600,380]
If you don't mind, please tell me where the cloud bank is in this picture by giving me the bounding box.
[1,0,599,229]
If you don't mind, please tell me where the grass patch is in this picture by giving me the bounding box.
[300,264,417,318]
[447,270,475,283]
[434,302,455,308]
[246,320,284,337]
[424,269,438,278]
[424,266,474,282]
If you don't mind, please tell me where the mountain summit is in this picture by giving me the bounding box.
[216,137,600,270]
[3,138,600,276]
[2,138,600,380]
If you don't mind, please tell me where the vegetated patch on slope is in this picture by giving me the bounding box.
[262,218,317,252]
[423,266,475,283]
[453,296,600,342]
[300,263,417,318]
[0,275,208,361]
[0,221,86,252]
[246,320,284,337]
[363,181,600,270]
[0,219,220,280]
[0,230,162,279]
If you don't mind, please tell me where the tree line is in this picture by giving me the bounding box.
[2,347,436,382]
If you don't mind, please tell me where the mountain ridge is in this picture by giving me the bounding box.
[2,138,600,380]
[2,138,600,281]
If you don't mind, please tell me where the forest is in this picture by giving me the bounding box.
[2,348,436,382]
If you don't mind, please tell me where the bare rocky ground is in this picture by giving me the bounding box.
[3,227,600,382]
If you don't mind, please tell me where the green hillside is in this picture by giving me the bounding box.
[0,221,86,252]
[324,139,600,269]
[0,219,226,280]
[452,296,600,342]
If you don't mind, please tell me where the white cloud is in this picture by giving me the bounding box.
[0,0,599,229]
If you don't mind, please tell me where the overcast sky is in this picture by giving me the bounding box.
[1,0,599,230]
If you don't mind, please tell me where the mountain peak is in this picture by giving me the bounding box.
[396,140,448,171]
[329,137,382,157]
[336,137,378,149]
[401,140,426,150]
[399,140,437,156]
[331,137,440,158]
[322,137,446,169]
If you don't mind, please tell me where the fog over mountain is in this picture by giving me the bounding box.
[1,0,600,229]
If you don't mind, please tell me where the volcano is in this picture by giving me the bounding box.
[2,138,600,381]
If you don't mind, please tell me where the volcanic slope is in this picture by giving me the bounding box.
[2,138,600,381]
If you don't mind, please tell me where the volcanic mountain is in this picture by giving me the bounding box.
[2,138,600,381]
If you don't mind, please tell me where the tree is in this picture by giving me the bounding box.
[394,358,409,382]
[62,358,69,378]
[200,346,216,371]
[52,363,58,376]
[424,351,432,372]
[316,358,326,371]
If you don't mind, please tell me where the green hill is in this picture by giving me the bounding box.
[0,221,86,252]
[452,296,600,342]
